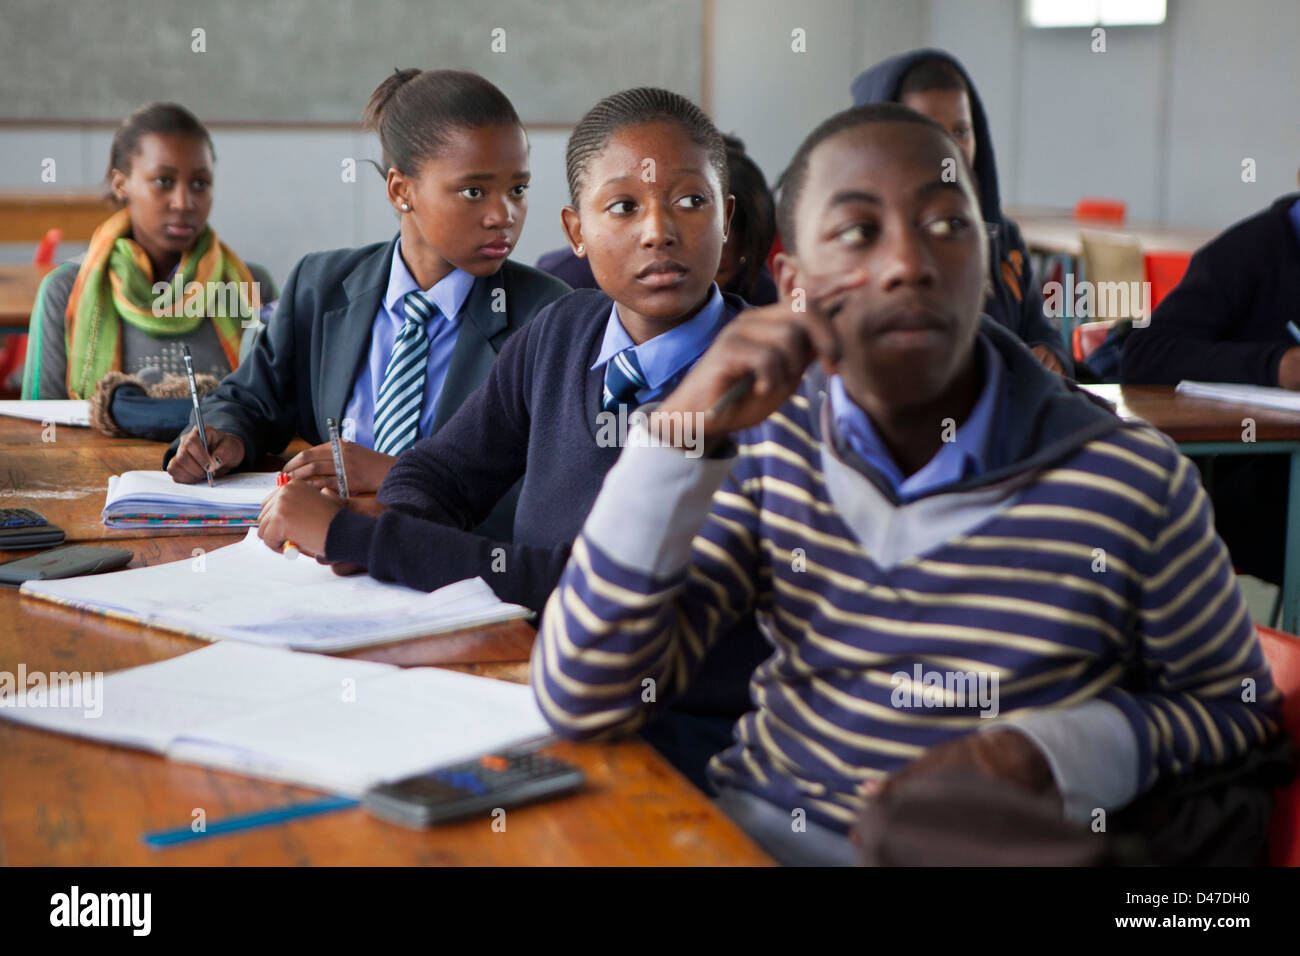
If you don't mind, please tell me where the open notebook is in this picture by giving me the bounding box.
[0,642,551,796]
[102,470,280,527]
[21,529,533,652]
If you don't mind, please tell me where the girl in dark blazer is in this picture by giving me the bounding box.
[165,69,569,507]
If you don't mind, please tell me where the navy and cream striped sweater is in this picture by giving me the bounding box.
[533,320,1282,833]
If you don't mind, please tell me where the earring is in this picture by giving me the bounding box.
[739,256,747,265]
[722,233,729,243]
[576,244,584,254]
[400,202,411,212]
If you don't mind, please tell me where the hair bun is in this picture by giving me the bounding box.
[361,68,422,132]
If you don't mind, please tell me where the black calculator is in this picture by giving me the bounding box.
[0,508,66,549]
[362,748,585,828]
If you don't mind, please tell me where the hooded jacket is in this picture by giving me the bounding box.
[851,48,1072,373]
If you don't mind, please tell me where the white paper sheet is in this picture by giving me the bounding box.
[21,529,532,652]
[0,399,91,427]
[2,643,550,795]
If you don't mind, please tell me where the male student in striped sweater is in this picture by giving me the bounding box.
[531,103,1286,866]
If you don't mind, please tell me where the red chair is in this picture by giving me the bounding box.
[1257,625,1300,866]
[1143,251,1191,312]
[0,229,60,398]
[1071,320,1115,362]
[1074,198,1127,224]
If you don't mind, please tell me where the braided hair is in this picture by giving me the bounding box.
[565,87,728,207]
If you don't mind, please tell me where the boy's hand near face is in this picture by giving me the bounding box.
[655,271,865,441]
[168,426,245,483]
[282,442,396,494]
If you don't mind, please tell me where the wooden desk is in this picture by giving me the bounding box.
[0,189,114,243]
[0,262,53,334]
[1007,205,1217,257]
[1085,384,1300,630]
[0,440,771,865]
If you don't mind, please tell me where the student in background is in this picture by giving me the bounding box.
[1120,187,1300,585]
[534,104,1283,865]
[258,88,773,791]
[166,69,568,517]
[535,134,779,305]
[852,49,1071,375]
[22,102,276,438]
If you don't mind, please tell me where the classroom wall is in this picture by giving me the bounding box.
[928,0,1300,228]
[3,0,1297,285]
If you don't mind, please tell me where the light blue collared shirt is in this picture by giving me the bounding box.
[590,284,728,405]
[342,238,475,447]
[830,335,1003,501]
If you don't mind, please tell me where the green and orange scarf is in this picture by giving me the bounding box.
[63,208,260,399]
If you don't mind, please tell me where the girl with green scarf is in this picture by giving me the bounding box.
[22,102,275,421]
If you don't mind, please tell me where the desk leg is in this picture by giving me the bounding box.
[1284,449,1300,632]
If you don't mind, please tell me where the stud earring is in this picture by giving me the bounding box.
[576,244,584,254]
[400,202,411,212]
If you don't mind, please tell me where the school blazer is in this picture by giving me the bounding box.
[163,237,570,470]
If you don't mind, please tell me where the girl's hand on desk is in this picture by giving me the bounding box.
[282,441,396,493]
[257,480,343,557]
[309,492,384,573]
[168,426,245,483]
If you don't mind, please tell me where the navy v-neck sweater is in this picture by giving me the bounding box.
[1121,194,1300,385]
[325,287,749,611]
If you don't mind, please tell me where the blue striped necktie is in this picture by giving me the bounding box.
[602,346,649,411]
[373,290,434,456]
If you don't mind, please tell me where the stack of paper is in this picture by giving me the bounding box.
[0,642,551,796]
[102,470,280,528]
[21,529,533,652]
[0,399,91,427]
[1176,381,1300,413]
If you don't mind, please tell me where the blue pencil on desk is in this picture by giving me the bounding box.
[142,795,359,848]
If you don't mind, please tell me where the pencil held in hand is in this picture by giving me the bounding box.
[275,472,300,559]
[181,345,214,488]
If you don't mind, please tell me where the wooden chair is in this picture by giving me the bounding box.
[1256,625,1300,866]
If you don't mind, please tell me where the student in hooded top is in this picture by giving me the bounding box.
[852,49,1072,375]
[533,103,1282,866]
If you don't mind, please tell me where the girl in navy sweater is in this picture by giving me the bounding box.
[259,88,771,789]
[258,87,745,609]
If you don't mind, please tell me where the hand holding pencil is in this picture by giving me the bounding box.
[653,269,864,441]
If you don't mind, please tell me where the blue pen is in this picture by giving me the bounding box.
[142,795,359,848]
[1287,321,1300,346]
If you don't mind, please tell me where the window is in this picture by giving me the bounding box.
[1026,0,1167,28]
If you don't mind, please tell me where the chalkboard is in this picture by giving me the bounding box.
[0,0,705,124]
